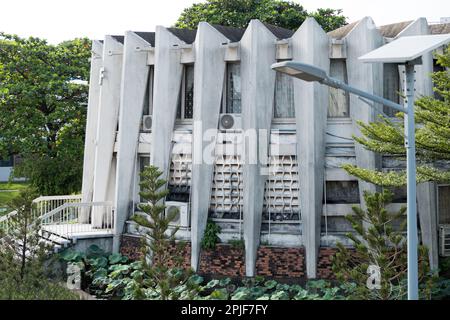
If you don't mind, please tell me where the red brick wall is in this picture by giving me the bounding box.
[199,244,246,277]
[120,235,336,279]
[256,246,305,278]
[317,248,339,279]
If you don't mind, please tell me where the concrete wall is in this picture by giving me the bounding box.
[150,27,185,181]
[345,17,384,206]
[113,32,152,252]
[190,22,229,271]
[81,40,103,207]
[291,18,330,279]
[240,20,277,277]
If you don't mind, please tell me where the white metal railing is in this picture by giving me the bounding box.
[39,202,114,239]
[0,195,82,234]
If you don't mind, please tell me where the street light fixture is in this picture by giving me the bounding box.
[272,34,450,301]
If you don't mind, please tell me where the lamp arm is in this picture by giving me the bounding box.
[321,76,406,114]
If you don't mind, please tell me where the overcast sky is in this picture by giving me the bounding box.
[2,0,449,43]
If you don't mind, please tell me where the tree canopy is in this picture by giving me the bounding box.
[174,0,347,32]
[343,47,450,187]
[0,33,91,195]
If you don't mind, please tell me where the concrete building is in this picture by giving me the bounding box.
[76,17,450,278]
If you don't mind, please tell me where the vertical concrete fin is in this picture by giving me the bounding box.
[344,17,383,208]
[113,31,151,252]
[291,17,330,278]
[92,36,124,209]
[241,19,277,277]
[150,26,185,181]
[81,40,103,209]
[190,22,229,271]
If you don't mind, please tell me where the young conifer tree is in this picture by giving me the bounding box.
[332,190,434,300]
[132,165,191,300]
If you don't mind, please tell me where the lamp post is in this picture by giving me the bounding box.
[271,60,419,299]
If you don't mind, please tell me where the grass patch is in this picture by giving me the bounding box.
[0,182,28,215]
[0,181,29,191]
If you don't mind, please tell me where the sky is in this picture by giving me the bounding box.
[1,0,450,44]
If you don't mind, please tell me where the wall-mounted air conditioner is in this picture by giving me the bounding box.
[142,115,153,131]
[219,114,242,131]
[439,225,450,257]
[165,201,190,228]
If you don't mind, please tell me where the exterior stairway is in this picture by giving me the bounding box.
[0,195,115,254]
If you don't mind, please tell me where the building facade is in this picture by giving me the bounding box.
[81,17,450,278]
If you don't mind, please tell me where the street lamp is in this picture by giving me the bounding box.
[272,34,450,301]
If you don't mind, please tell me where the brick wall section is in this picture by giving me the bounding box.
[120,235,143,261]
[120,235,191,268]
[121,235,338,279]
[317,248,339,279]
[256,246,305,278]
[199,245,246,277]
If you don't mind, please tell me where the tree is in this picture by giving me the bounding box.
[332,190,434,300]
[343,47,450,187]
[174,0,346,32]
[0,188,78,299]
[0,33,91,195]
[131,165,192,300]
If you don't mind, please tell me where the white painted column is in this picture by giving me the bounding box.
[150,27,185,181]
[92,36,123,227]
[80,40,103,222]
[345,17,384,208]
[291,18,330,279]
[113,32,152,252]
[190,22,228,271]
[241,20,277,277]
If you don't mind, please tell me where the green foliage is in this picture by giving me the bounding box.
[174,0,347,32]
[0,33,91,195]
[0,188,77,300]
[343,46,450,186]
[228,238,245,250]
[201,220,221,250]
[59,244,133,299]
[332,190,435,300]
[132,165,194,300]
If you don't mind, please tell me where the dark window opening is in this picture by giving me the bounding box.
[325,181,360,204]
[383,63,401,117]
[225,63,241,114]
[177,64,194,120]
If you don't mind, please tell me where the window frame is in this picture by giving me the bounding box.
[176,64,195,124]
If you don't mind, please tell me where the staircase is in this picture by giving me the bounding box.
[0,195,115,253]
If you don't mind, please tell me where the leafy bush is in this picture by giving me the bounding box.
[59,244,131,299]
[201,220,221,250]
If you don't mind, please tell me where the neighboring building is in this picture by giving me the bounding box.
[77,17,450,279]
[0,155,14,182]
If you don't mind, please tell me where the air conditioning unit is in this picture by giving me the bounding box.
[165,201,190,228]
[142,115,153,131]
[219,114,242,131]
[439,225,450,257]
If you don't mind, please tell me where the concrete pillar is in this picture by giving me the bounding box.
[92,36,123,227]
[241,20,277,277]
[113,32,152,252]
[345,17,384,207]
[81,40,103,216]
[190,22,228,271]
[150,27,185,181]
[291,18,330,279]
[417,182,439,270]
